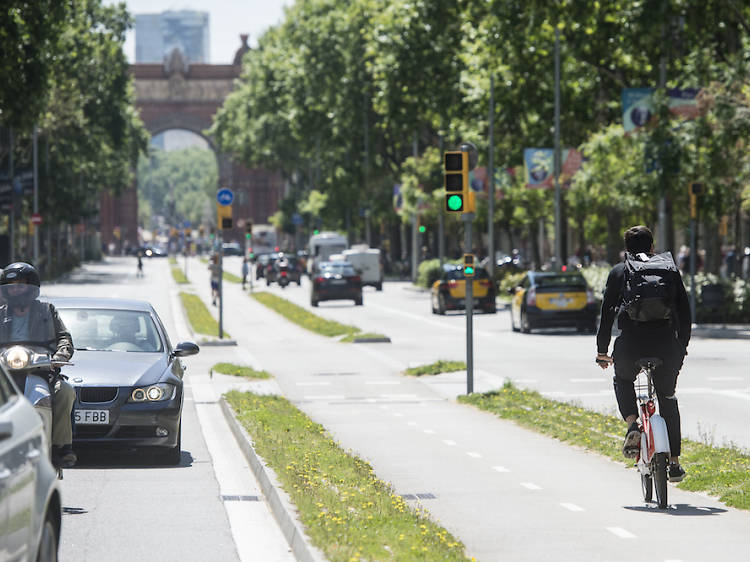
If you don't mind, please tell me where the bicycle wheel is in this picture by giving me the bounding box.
[640,472,653,502]
[653,452,669,509]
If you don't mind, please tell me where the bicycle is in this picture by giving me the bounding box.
[633,357,671,509]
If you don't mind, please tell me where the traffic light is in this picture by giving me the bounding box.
[689,182,704,219]
[245,220,253,240]
[444,151,474,214]
[462,254,476,278]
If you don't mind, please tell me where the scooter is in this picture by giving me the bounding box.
[278,269,290,288]
[0,345,73,477]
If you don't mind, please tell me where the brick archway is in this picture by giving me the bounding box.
[100,38,281,252]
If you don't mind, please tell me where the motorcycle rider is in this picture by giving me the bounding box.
[0,263,77,467]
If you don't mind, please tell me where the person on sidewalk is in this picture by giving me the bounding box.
[241,257,249,290]
[209,254,220,306]
[595,226,691,483]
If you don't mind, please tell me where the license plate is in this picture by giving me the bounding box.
[75,409,109,425]
[331,279,347,285]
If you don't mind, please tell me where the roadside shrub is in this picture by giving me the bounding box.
[416,258,442,288]
[498,271,526,297]
[580,265,610,302]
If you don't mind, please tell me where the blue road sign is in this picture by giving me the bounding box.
[217,188,234,206]
[292,212,303,225]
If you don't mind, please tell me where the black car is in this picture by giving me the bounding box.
[51,297,199,464]
[311,261,363,306]
[222,242,243,256]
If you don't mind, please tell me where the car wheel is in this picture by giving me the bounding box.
[355,296,363,306]
[266,278,270,286]
[521,310,532,333]
[311,298,319,307]
[438,294,446,315]
[486,302,497,314]
[36,510,58,562]
[376,282,383,291]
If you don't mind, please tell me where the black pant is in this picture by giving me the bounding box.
[612,329,686,456]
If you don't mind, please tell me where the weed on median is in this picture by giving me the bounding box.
[171,267,189,284]
[223,271,242,283]
[251,291,388,342]
[226,391,471,561]
[460,381,750,511]
[404,360,466,377]
[211,362,271,379]
[179,292,228,338]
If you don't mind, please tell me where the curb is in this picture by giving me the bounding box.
[691,328,750,340]
[219,398,325,562]
[199,338,238,347]
[352,336,392,343]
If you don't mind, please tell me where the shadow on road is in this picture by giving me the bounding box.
[624,503,727,516]
[70,447,195,469]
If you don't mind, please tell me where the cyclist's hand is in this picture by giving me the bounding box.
[596,353,613,370]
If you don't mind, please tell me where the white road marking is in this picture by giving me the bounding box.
[466,452,482,458]
[606,527,636,539]
[492,466,510,473]
[381,394,418,399]
[303,395,346,400]
[521,482,541,490]
[295,382,332,386]
[365,380,401,385]
[443,439,456,446]
[560,503,585,512]
[423,429,436,434]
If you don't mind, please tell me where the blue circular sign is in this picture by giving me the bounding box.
[217,188,234,206]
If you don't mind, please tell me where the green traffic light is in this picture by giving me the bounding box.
[418,225,426,233]
[447,195,463,211]
[245,233,251,239]
[464,266,475,275]
[313,229,320,235]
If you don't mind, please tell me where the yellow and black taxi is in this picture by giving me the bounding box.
[509,271,597,333]
[431,265,497,314]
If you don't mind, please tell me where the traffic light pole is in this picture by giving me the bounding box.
[218,230,224,339]
[463,212,475,394]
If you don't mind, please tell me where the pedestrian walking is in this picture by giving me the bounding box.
[209,254,220,306]
[136,252,144,277]
[241,257,249,290]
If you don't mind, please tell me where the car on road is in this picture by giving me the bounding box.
[431,264,497,314]
[0,361,61,561]
[311,261,363,306]
[51,297,199,464]
[222,242,243,256]
[266,254,302,286]
[509,271,598,333]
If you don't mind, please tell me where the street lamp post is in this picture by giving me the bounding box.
[553,27,563,270]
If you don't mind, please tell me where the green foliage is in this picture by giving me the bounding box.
[226,391,470,559]
[179,292,227,337]
[498,271,527,297]
[211,363,271,379]
[137,147,217,228]
[403,360,466,377]
[252,291,360,338]
[171,267,188,284]
[580,265,611,302]
[460,382,750,511]
[416,258,442,289]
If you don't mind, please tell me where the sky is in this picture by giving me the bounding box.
[105,0,291,64]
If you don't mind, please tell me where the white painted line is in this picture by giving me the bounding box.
[295,382,332,387]
[707,376,743,382]
[492,466,510,473]
[381,394,418,399]
[521,482,541,490]
[443,439,456,446]
[423,429,436,434]
[365,381,401,385]
[303,395,346,400]
[606,527,636,539]
[569,378,608,383]
[466,452,483,458]
[560,503,585,512]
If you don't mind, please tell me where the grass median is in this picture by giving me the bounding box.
[226,391,470,561]
[171,267,189,284]
[179,292,229,338]
[223,271,242,283]
[211,362,271,379]
[404,360,466,377]
[251,291,388,342]
[459,381,750,511]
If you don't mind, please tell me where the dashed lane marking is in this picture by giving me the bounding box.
[303,395,346,400]
[521,482,542,490]
[492,466,510,473]
[560,503,585,512]
[466,452,483,458]
[443,440,456,446]
[424,429,436,434]
[365,381,402,385]
[606,527,636,539]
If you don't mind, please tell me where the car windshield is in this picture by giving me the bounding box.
[536,275,586,287]
[58,308,163,352]
[320,262,356,276]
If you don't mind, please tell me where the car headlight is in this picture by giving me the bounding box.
[129,383,175,402]
[4,346,30,370]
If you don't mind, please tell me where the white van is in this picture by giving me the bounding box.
[343,245,383,291]
[308,231,348,274]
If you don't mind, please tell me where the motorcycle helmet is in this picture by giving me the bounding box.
[0,262,41,307]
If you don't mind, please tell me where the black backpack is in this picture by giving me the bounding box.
[621,252,678,322]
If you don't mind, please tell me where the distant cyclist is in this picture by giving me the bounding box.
[596,226,690,482]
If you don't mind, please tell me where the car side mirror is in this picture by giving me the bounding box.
[173,341,200,358]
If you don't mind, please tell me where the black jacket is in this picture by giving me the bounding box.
[0,300,74,362]
[596,261,691,354]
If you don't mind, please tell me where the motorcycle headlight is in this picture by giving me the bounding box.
[129,383,175,402]
[4,347,30,370]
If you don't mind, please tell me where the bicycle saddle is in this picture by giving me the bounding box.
[636,357,663,369]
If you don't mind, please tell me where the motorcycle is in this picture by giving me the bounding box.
[0,345,72,476]
[278,269,290,288]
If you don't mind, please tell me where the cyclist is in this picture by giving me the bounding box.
[596,226,690,482]
[0,262,77,468]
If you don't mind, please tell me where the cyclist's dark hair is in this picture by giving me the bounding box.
[624,226,653,254]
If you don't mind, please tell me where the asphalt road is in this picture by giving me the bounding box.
[187,255,750,562]
[222,256,750,452]
[46,258,293,562]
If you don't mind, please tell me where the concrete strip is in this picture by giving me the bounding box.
[220,398,326,562]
